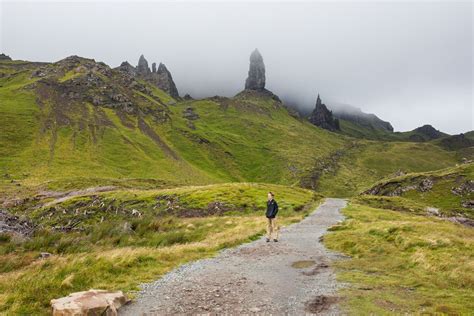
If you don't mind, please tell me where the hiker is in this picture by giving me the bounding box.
[266,192,279,242]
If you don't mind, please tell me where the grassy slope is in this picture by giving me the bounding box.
[325,202,474,314]
[0,57,468,314]
[358,163,473,218]
[317,141,457,197]
[0,59,461,199]
[0,183,320,314]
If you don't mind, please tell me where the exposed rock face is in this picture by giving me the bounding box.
[0,53,12,61]
[410,124,446,141]
[117,56,180,99]
[309,95,340,132]
[117,61,136,76]
[136,54,150,76]
[155,63,180,99]
[245,49,265,90]
[51,289,129,316]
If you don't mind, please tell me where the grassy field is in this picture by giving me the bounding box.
[324,201,474,314]
[0,183,320,314]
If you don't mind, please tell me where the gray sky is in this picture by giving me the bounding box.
[1,1,472,134]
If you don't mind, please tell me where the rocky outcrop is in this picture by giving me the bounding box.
[154,63,179,99]
[116,61,136,76]
[51,289,129,316]
[136,54,150,76]
[0,53,12,61]
[409,124,446,141]
[245,49,265,90]
[117,55,180,99]
[309,95,340,132]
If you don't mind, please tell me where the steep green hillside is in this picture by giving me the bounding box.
[0,56,461,199]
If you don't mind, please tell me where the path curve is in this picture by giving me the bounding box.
[120,198,347,315]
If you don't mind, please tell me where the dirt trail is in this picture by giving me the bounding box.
[120,198,347,315]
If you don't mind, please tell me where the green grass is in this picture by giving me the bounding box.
[358,162,474,218]
[325,202,474,314]
[317,141,457,197]
[0,183,319,315]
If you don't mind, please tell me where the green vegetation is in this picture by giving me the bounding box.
[1,57,472,314]
[325,202,474,314]
[358,162,473,218]
[0,183,319,314]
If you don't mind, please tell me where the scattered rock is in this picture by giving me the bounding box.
[51,289,129,316]
[245,49,265,90]
[461,200,474,209]
[183,93,193,100]
[452,180,474,196]
[426,207,440,216]
[0,209,35,236]
[419,178,434,192]
[182,107,199,120]
[39,252,52,259]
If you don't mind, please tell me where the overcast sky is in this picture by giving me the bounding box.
[1,1,472,133]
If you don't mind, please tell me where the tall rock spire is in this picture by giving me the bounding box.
[309,94,340,132]
[156,63,179,99]
[245,49,266,90]
[137,54,150,76]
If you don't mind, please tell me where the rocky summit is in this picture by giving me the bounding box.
[245,49,265,90]
[117,55,180,99]
[309,94,340,132]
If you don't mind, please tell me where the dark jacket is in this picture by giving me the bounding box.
[266,199,279,218]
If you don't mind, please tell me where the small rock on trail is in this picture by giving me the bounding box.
[119,198,347,315]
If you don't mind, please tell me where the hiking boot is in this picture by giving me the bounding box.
[273,239,278,242]
[266,238,270,242]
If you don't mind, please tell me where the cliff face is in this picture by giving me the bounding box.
[308,94,340,132]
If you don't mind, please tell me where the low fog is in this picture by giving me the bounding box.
[1,1,472,134]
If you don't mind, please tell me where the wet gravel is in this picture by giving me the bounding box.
[120,198,347,315]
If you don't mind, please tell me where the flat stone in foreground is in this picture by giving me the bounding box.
[51,289,129,316]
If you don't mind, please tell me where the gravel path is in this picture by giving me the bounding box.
[120,198,347,315]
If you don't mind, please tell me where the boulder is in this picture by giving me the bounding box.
[51,289,129,316]
[245,49,265,90]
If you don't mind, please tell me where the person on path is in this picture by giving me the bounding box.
[265,192,279,242]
